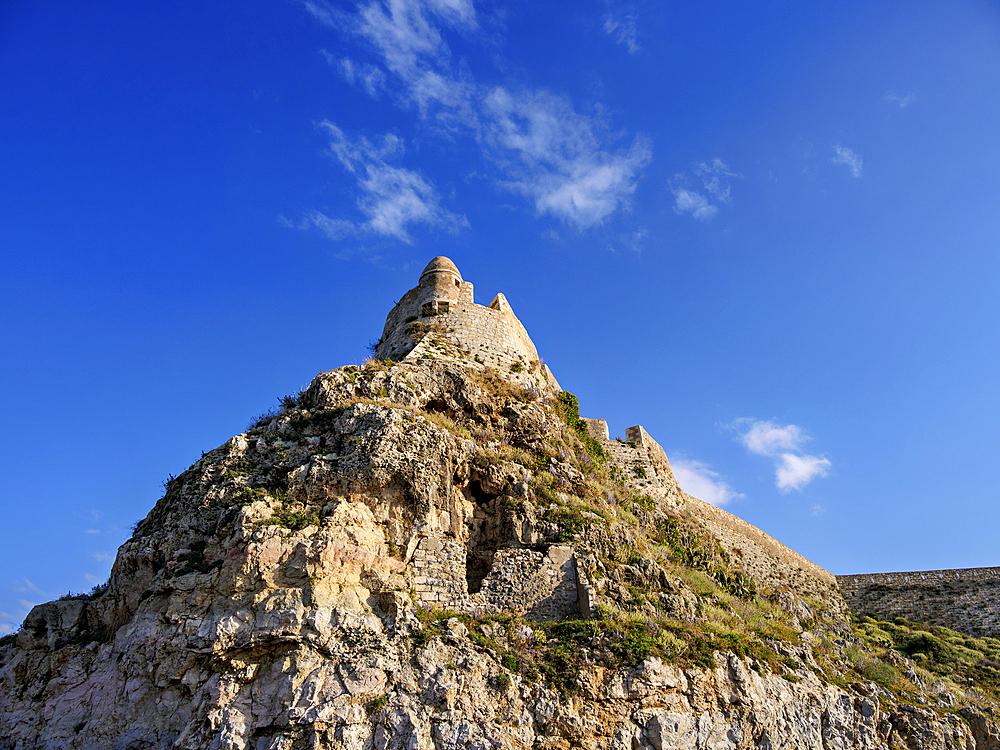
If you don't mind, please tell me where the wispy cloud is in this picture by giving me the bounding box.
[309,0,477,119]
[671,458,743,506]
[484,88,651,229]
[672,188,717,221]
[832,144,863,177]
[92,552,111,562]
[84,573,102,585]
[309,122,468,243]
[13,578,49,598]
[603,13,640,54]
[884,89,917,108]
[672,158,739,221]
[732,418,831,493]
[333,55,387,97]
[300,0,651,240]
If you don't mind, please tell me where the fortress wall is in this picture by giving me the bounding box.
[683,495,840,595]
[837,567,1000,638]
[434,304,539,373]
[578,418,841,603]
[382,301,541,375]
[410,535,470,609]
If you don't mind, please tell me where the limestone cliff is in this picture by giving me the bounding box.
[2,261,999,750]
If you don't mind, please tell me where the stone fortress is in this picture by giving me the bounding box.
[377,257,996,637]
[374,256,559,386]
[368,257,848,620]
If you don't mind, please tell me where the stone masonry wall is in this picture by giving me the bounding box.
[837,567,1000,638]
[582,417,842,604]
[410,535,470,610]
[581,419,679,494]
[408,534,589,621]
[477,545,587,621]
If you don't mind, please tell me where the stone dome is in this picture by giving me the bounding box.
[419,256,462,284]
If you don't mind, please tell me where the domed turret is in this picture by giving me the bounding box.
[419,256,463,288]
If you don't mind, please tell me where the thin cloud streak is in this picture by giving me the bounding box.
[672,158,739,221]
[484,88,652,229]
[885,90,917,108]
[603,13,640,54]
[832,145,863,177]
[672,188,717,221]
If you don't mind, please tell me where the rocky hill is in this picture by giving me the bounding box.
[2,259,999,750]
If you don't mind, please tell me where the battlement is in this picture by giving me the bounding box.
[837,567,1000,637]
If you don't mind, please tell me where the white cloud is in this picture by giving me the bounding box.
[603,14,640,54]
[672,158,739,222]
[485,88,652,229]
[672,188,717,221]
[312,0,477,117]
[18,599,37,611]
[733,419,831,492]
[738,420,804,456]
[832,145,863,177]
[314,121,468,243]
[84,528,101,534]
[884,90,917,108]
[810,503,825,516]
[671,458,742,506]
[694,158,738,202]
[301,0,651,238]
[776,453,832,493]
[335,55,387,97]
[92,552,111,562]
[84,573,102,585]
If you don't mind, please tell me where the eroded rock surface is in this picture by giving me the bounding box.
[1,359,995,749]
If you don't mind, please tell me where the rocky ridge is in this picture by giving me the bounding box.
[2,326,1000,748]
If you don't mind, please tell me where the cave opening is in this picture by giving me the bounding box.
[465,481,498,594]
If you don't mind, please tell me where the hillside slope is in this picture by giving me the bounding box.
[2,357,998,750]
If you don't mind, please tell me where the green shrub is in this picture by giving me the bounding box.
[256,509,321,532]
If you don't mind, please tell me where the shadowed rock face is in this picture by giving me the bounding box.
[2,266,998,749]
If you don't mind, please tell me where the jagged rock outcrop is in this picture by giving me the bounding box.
[2,261,997,749]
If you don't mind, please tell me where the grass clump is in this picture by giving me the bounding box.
[854,616,1000,699]
[556,391,607,467]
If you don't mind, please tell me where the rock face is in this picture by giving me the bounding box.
[1,259,997,749]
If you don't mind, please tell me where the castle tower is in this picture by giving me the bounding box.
[374,257,559,388]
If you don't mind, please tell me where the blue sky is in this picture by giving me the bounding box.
[2,0,999,633]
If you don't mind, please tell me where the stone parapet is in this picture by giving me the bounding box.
[837,567,1000,638]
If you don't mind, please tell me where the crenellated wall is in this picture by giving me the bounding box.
[837,567,1000,638]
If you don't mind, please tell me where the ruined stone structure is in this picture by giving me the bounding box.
[375,256,559,388]
[838,567,1000,638]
